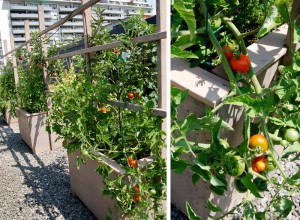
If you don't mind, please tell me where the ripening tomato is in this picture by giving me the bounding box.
[249,134,268,153]
[230,54,250,74]
[132,186,140,193]
[222,46,234,61]
[128,157,137,166]
[114,49,120,53]
[252,156,268,172]
[133,194,140,202]
[99,107,107,113]
[52,73,58,77]
[128,92,135,99]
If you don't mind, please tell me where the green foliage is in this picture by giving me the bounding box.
[16,31,47,113]
[0,61,17,116]
[47,11,166,219]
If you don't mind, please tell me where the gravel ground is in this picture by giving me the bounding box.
[0,117,97,220]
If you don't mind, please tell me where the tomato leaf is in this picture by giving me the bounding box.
[273,197,293,217]
[186,202,202,220]
[173,35,198,50]
[294,20,300,44]
[171,158,190,174]
[171,45,199,59]
[282,141,300,158]
[207,200,222,213]
[291,168,300,181]
[241,174,262,198]
[209,185,226,195]
[255,211,266,220]
[242,201,255,220]
[210,174,226,187]
[190,164,210,181]
[256,6,281,38]
[174,0,196,37]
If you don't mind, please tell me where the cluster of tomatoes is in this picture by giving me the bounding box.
[232,134,270,193]
[127,156,137,167]
[132,185,140,203]
[127,91,142,99]
[222,45,251,74]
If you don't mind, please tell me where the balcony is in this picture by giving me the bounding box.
[60,7,77,12]
[62,21,83,26]
[103,9,123,14]
[11,13,38,19]
[10,5,37,11]
[12,29,25,34]
[60,14,82,20]
[61,28,83,33]
[103,16,122,21]
[14,37,25,42]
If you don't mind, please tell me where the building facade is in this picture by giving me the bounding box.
[0,0,154,63]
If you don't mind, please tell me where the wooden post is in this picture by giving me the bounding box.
[10,34,19,86]
[283,0,300,65]
[24,20,31,52]
[82,0,93,72]
[3,40,9,64]
[38,5,51,89]
[156,0,169,152]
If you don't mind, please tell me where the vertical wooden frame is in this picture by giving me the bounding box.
[24,20,31,52]
[38,5,50,88]
[156,1,169,153]
[283,0,300,65]
[10,34,19,86]
[3,40,9,64]
[82,0,93,71]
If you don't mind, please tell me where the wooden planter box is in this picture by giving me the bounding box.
[16,108,62,154]
[4,106,18,127]
[171,25,288,218]
[68,149,155,220]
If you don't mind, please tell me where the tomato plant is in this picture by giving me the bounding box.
[16,31,47,113]
[0,60,18,116]
[47,9,166,219]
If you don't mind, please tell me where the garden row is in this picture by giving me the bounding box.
[0,0,167,219]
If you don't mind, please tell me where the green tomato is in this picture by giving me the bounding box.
[228,155,245,177]
[253,178,267,192]
[81,149,89,157]
[284,128,299,143]
[150,189,156,195]
[234,178,247,193]
[267,160,276,172]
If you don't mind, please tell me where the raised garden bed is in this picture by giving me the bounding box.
[171,24,288,219]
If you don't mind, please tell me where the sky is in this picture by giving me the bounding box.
[149,0,156,8]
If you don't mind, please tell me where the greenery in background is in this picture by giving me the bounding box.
[16,31,48,113]
[47,10,166,219]
[0,61,18,116]
[171,0,300,219]
[171,0,292,69]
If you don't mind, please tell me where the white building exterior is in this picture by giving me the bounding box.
[0,0,154,65]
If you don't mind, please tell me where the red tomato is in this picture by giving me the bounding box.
[132,186,140,193]
[128,92,135,99]
[114,49,120,53]
[52,73,58,77]
[133,194,140,202]
[127,157,137,166]
[99,107,107,113]
[18,56,23,61]
[230,54,250,74]
[252,156,268,173]
[222,46,234,61]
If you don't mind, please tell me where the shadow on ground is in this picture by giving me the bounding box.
[0,117,97,219]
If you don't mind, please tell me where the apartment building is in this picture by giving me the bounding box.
[0,0,154,60]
